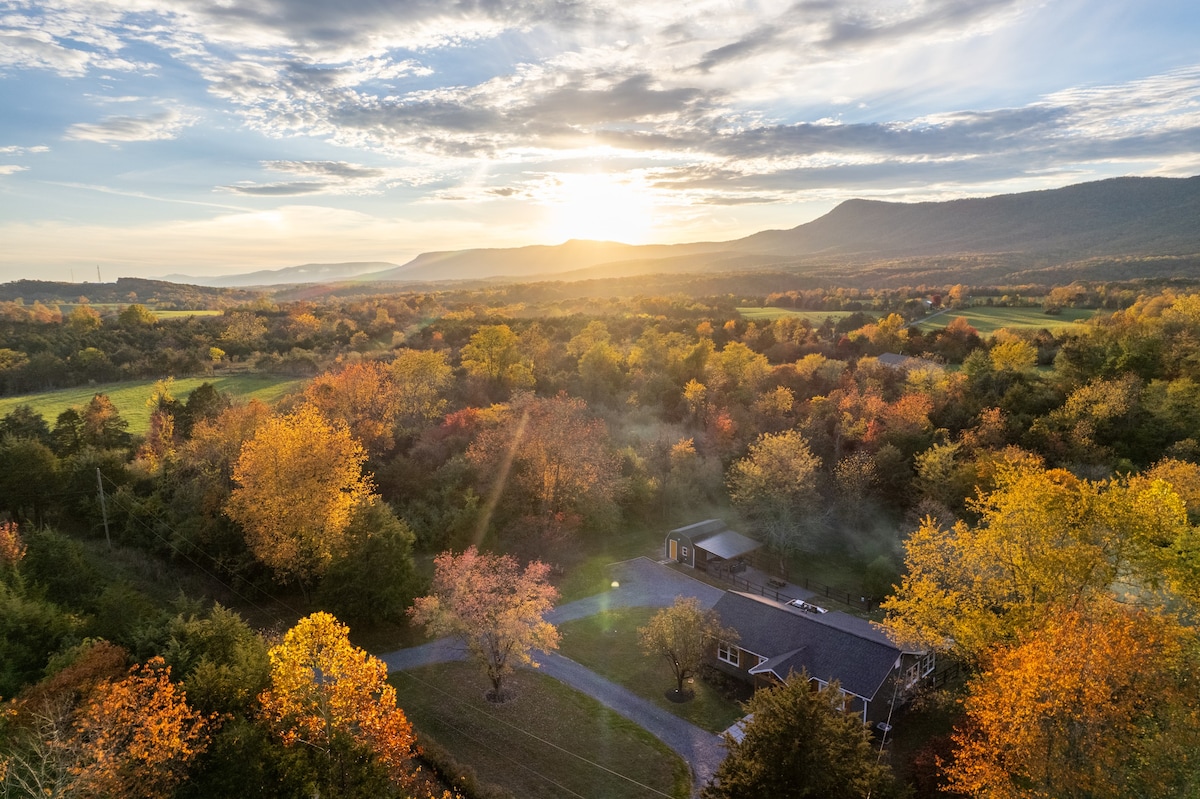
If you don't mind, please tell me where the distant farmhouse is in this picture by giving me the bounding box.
[710,591,934,725]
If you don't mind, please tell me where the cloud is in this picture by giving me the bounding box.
[221,160,403,196]
[0,145,49,155]
[0,165,28,175]
[65,109,194,143]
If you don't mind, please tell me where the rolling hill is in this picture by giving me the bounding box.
[357,175,1200,284]
[134,174,1200,289]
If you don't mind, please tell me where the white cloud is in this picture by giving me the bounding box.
[64,109,195,143]
[0,164,28,175]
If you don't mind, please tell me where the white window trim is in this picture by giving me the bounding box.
[717,640,740,667]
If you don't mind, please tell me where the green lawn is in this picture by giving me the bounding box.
[557,607,747,734]
[391,662,690,799]
[914,306,1095,335]
[737,307,862,324]
[0,374,306,434]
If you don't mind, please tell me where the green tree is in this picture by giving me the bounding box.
[639,597,736,696]
[0,437,59,526]
[703,672,891,799]
[316,497,418,625]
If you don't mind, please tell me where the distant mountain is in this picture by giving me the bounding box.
[353,175,1200,284]
[732,175,1200,259]
[151,175,1200,289]
[163,262,398,287]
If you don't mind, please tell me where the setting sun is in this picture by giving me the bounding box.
[541,173,657,243]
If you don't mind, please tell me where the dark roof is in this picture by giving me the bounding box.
[712,592,902,701]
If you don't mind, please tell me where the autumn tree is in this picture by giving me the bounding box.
[258,612,420,792]
[948,605,1200,799]
[304,361,402,455]
[465,392,621,537]
[409,546,559,702]
[703,672,892,799]
[390,348,453,435]
[460,324,534,393]
[225,405,373,586]
[69,657,212,799]
[882,460,1198,662]
[80,393,131,450]
[727,429,823,570]
[639,597,736,697]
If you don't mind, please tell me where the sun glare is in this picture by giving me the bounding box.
[542,173,657,244]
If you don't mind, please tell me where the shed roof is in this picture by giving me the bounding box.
[713,591,902,701]
[693,529,761,559]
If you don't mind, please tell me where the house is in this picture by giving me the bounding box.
[664,519,760,572]
[710,591,934,724]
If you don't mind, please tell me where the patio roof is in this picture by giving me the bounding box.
[695,529,760,559]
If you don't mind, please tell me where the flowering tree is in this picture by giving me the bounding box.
[409,546,559,702]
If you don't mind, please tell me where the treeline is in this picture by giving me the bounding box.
[7,279,1200,795]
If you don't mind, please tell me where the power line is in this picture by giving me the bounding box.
[97,469,305,620]
[393,669,677,799]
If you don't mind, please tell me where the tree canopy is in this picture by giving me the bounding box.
[409,546,559,702]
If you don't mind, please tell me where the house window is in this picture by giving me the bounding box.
[717,641,740,667]
[920,652,936,677]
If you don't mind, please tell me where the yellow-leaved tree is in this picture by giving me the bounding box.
[881,458,1196,662]
[225,405,372,586]
[258,612,420,791]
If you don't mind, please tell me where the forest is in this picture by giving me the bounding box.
[3,274,1200,798]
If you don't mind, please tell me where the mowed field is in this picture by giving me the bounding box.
[737,307,861,323]
[914,305,1096,335]
[0,374,305,434]
[391,663,690,799]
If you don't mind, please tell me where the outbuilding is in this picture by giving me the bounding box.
[664,519,760,572]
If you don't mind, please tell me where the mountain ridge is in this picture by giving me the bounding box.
[154,175,1200,287]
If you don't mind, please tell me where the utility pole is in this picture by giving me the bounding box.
[96,468,111,549]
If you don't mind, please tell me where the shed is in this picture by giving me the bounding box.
[664,519,760,571]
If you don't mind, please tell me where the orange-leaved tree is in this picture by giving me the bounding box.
[948,605,1200,799]
[258,612,419,788]
[225,405,373,586]
[409,546,559,702]
[70,656,212,799]
[304,361,402,456]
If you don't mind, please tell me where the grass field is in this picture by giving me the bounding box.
[557,607,747,734]
[391,662,691,799]
[737,307,861,323]
[914,305,1095,335]
[0,374,306,434]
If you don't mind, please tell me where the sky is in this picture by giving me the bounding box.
[1,0,1199,282]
